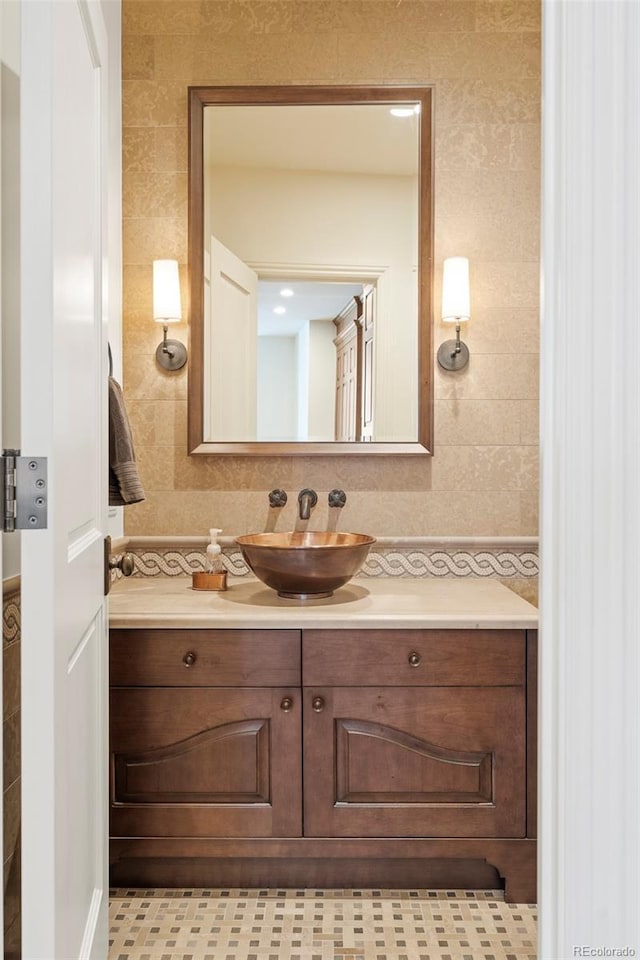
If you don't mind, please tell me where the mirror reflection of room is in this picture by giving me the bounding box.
[202,103,419,444]
[256,278,373,443]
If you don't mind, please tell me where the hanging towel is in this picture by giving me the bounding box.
[108,376,145,506]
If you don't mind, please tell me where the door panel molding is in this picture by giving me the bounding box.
[114,719,271,804]
[335,718,493,804]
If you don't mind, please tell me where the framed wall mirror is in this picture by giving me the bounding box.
[188,85,433,456]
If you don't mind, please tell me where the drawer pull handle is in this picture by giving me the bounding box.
[312,696,325,713]
[280,697,293,712]
[183,651,197,667]
[408,651,422,667]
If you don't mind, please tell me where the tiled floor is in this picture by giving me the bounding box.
[109,888,537,960]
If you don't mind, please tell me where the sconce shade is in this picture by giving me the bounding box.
[437,255,470,371]
[441,256,470,323]
[153,259,182,323]
[153,259,187,370]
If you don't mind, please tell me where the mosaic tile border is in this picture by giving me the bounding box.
[112,538,538,581]
[2,580,21,647]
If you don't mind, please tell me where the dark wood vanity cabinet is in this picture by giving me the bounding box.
[110,626,537,902]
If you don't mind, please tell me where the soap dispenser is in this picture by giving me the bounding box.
[207,528,224,572]
[192,528,228,591]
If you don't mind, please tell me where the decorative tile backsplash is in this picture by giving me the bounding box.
[112,537,538,596]
[362,548,537,580]
[128,545,538,581]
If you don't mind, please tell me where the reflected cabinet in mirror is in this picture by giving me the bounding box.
[188,85,433,456]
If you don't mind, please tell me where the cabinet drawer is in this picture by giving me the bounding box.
[303,629,525,686]
[110,629,300,687]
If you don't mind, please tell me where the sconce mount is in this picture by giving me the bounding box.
[156,325,188,371]
[437,324,469,371]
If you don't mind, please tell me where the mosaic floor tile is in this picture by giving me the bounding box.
[109,889,537,960]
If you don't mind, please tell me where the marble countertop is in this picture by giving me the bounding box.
[109,576,538,630]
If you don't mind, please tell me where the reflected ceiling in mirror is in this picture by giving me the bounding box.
[188,86,433,456]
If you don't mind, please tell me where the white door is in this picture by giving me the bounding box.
[205,237,258,441]
[20,2,109,957]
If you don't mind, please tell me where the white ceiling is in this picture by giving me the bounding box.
[204,104,419,177]
[258,279,363,337]
[205,103,415,334]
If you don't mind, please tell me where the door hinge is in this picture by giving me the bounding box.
[1,450,48,532]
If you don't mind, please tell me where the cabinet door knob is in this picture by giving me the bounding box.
[280,697,293,712]
[312,696,325,713]
[408,651,422,667]
[183,651,197,667]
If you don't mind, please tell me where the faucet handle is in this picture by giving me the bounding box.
[268,488,287,508]
[328,489,347,508]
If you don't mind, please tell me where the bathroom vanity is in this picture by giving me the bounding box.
[108,577,537,902]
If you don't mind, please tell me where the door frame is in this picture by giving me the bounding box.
[539,1,640,955]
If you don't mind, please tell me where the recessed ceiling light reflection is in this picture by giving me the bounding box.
[273,306,286,315]
[390,105,420,117]
[280,288,294,297]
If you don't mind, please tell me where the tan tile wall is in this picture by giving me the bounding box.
[122,0,540,538]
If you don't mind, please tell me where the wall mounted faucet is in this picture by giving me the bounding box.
[297,488,317,520]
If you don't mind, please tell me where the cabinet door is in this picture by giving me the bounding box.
[110,687,301,838]
[303,686,525,838]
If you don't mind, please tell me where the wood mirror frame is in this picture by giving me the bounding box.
[188,84,434,456]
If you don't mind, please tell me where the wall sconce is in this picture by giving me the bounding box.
[153,259,187,371]
[437,256,470,371]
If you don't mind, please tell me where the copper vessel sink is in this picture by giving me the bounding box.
[235,531,376,599]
